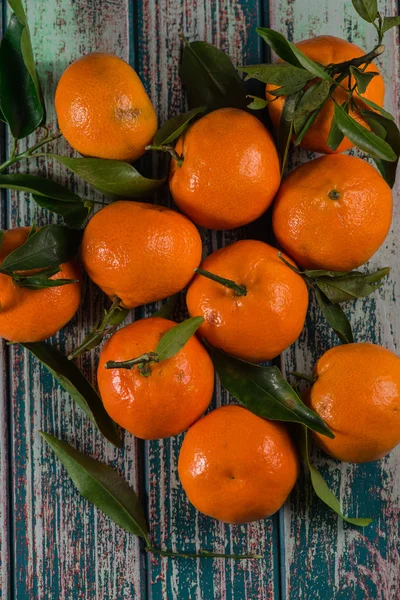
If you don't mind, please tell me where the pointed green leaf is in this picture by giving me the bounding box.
[0,174,90,227]
[0,225,82,273]
[153,106,206,146]
[356,94,394,120]
[0,14,44,138]
[360,110,400,188]
[382,16,400,34]
[315,268,390,303]
[334,102,397,161]
[314,288,354,344]
[47,155,165,198]
[12,267,78,290]
[246,95,268,110]
[301,427,374,526]
[239,63,313,87]
[40,432,147,535]
[181,39,247,112]
[207,344,334,438]
[349,66,378,94]
[293,80,331,133]
[278,92,301,174]
[24,342,121,446]
[351,0,378,23]
[156,316,204,362]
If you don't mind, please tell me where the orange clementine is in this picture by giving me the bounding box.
[186,240,308,362]
[169,108,280,230]
[55,53,157,161]
[272,154,392,271]
[81,201,202,309]
[0,228,81,342]
[97,317,214,440]
[266,35,385,154]
[307,343,400,463]
[178,405,299,524]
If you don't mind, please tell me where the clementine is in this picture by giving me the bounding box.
[0,227,81,342]
[55,53,157,161]
[307,343,400,463]
[81,201,202,309]
[169,108,280,230]
[266,35,385,154]
[97,317,214,440]
[178,405,298,524]
[186,239,308,362]
[272,154,392,271]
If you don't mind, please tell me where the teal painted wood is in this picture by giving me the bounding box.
[269,1,400,598]
[0,0,399,599]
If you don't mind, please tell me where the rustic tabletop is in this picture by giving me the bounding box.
[0,0,399,599]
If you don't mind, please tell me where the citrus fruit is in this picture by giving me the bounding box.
[307,343,400,463]
[97,317,214,440]
[81,201,202,309]
[169,108,280,230]
[186,239,308,362]
[0,227,81,342]
[178,405,298,524]
[272,154,392,271]
[55,53,157,161]
[266,35,385,154]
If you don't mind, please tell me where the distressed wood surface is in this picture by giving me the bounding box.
[0,0,399,599]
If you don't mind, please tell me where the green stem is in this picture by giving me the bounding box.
[330,45,385,75]
[145,144,184,166]
[194,268,247,297]
[0,130,62,173]
[290,371,316,385]
[145,545,262,560]
[105,351,159,371]
[277,252,302,275]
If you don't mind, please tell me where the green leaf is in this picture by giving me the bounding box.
[40,432,147,535]
[239,63,313,87]
[0,225,82,273]
[0,174,90,227]
[314,288,354,344]
[153,294,179,319]
[153,107,206,146]
[293,80,331,133]
[68,298,130,360]
[301,427,374,526]
[12,266,78,290]
[360,110,400,188]
[327,107,345,151]
[382,16,400,34]
[47,155,165,198]
[278,92,301,174]
[314,268,390,303]
[333,102,397,161]
[351,0,378,23]
[246,95,268,110]
[349,66,378,95]
[180,39,247,112]
[24,342,121,446]
[256,28,335,83]
[268,82,310,97]
[7,0,43,102]
[156,316,204,362]
[207,344,334,438]
[356,94,394,120]
[0,14,44,138]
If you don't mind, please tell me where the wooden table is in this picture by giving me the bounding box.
[0,0,399,598]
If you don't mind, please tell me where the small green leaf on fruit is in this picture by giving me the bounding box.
[156,316,204,362]
[153,106,206,146]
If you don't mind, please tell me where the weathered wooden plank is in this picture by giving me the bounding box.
[135,2,281,599]
[268,1,400,598]
[3,1,145,598]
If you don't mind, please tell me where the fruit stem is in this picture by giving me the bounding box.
[277,252,302,275]
[328,189,341,201]
[0,130,62,173]
[194,268,247,297]
[145,144,184,166]
[145,545,262,560]
[105,351,159,371]
[290,371,316,385]
[330,45,385,75]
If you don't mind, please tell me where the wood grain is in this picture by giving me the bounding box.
[268,1,400,598]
